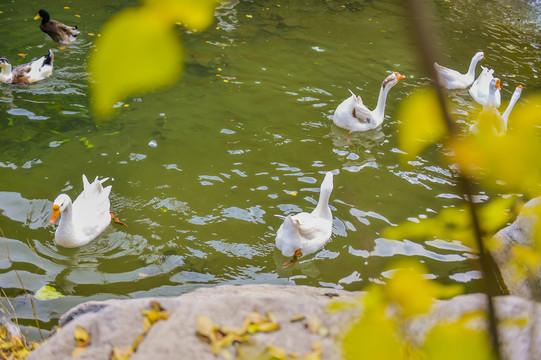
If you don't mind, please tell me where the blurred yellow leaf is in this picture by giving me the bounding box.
[396,88,447,164]
[509,244,541,280]
[384,198,515,250]
[89,6,184,117]
[306,316,321,334]
[386,263,462,317]
[383,206,475,249]
[267,344,287,360]
[342,304,404,360]
[449,95,541,196]
[303,341,322,360]
[142,0,216,30]
[422,313,495,360]
[470,108,505,136]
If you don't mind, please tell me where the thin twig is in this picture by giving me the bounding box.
[0,228,44,341]
[402,0,502,358]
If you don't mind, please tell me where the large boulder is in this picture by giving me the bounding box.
[27,284,541,360]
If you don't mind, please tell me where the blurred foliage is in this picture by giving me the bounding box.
[350,80,541,359]
[384,196,516,250]
[395,88,541,282]
[0,323,37,359]
[88,0,217,117]
[395,88,447,165]
[450,95,541,197]
[340,262,493,360]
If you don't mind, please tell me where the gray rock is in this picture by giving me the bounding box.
[28,284,360,360]
[27,284,541,360]
[491,197,541,298]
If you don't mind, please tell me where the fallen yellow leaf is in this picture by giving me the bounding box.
[74,326,90,347]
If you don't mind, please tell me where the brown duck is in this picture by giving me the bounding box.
[34,9,80,44]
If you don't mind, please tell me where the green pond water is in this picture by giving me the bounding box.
[1,0,540,336]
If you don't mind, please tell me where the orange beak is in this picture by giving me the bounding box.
[394,72,405,81]
[518,85,523,89]
[495,79,501,90]
[49,204,60,225]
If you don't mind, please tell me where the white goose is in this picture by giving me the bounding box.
[470,69,501,108]
[333,72,404,132]
[49,175,113,248]
[0,50,54,85]
[469,66,494,102]
[470,84,521,135]
[275,172,334,267]
[501,85,523,128]
[434,51,484,89]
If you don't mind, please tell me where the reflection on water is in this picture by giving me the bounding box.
[0,0,540,334]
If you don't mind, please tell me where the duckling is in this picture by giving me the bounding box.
[0,50,54,85]
[34,9,79,44]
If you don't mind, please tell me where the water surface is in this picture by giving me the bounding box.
[0,0,540,335]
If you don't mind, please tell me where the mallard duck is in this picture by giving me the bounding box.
[34,9,79,44]
[0,50,54,85]
[275,171,334,267]
[434,51,484,89]
[333,72,404,132]
[49,175,113,248]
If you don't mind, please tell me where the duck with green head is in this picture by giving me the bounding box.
[34,9,80,44]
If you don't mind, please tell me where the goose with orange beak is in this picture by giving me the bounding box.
[49,175,124,248]
[333,72,404,133]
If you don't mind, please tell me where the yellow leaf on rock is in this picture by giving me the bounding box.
[306,316,321,334]
[196,315,214,338]
[74,326,90,347]
[396,88,447,164]
[72,346,86,357]
[267,344,287,360]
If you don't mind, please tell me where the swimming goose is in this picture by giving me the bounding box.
[434,51,484,89]
[501,85,523,128]
[470,84,520,135]
[333,72,404,132]
[0,50,54,84]
[34,9,80,44]
[470,69,501,108]
[275,172,334,267]
[49,175,113,248]
[469,66,495,102]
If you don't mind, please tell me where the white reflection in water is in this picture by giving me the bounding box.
[372,238,466,262]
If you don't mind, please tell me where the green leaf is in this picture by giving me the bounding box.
[34,285,65,300]
[396,88,447,165]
